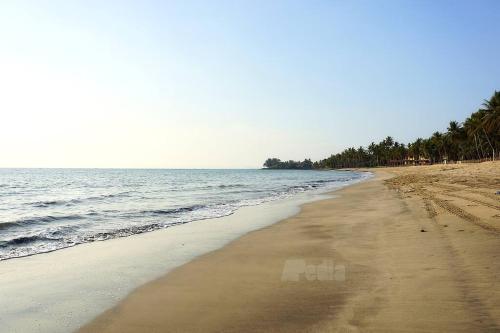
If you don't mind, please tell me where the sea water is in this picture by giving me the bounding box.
[0,169,368,261]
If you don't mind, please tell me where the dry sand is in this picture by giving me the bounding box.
[80,162,500,332]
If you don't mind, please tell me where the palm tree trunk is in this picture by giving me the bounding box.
[482,128,495,160]
[473,134,481,159]
[478,136,486,159]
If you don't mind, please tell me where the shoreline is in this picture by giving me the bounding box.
[0,170,369,263]
[0,174,366,333]
[80,163,500,332]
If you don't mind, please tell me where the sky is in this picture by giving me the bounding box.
[1,0,499,168]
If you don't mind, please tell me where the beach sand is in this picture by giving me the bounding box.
[80,162,500,332]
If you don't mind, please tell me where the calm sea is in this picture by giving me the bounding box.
[0,169,368,260]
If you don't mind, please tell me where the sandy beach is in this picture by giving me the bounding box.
[79,161,500,332]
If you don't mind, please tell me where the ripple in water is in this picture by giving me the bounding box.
[0,169,370,260]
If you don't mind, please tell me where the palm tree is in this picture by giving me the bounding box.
[368,142,378,166]
[480,91,500,159]
[422,138,435,163]
[430,132,446,162]
[446,121,463,161]
[464,115,483,159]
[481,91,500,132]
[408,138,423,162]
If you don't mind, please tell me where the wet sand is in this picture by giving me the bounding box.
[80,162,500,332]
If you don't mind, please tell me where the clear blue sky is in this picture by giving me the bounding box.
[1,0,499,168]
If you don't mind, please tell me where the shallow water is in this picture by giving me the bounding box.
[0,169,368,260]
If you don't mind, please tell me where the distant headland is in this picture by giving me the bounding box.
[262,158,314,170]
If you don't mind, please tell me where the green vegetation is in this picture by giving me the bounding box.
[263,158,313,169]
[263,91,500,169]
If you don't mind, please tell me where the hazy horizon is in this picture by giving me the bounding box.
[1,0,499,168]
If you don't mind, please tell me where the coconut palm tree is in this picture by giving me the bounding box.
[480,91,500,159]
[481,91,500,132]
[430,132,446,162]
[446,121,464,161]
[464,115,483,159]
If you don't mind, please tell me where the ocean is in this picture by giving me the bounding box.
[0,168,368,261]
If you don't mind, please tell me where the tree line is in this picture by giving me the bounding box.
[263,158,314,169]
[263,91,499,169]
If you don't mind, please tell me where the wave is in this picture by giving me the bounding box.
[32,200,66,207]
[0,214,84,230]
[214,184,246,189]
[187,183,248,191]
[29,191,134,208]
[87,191,134,200]
[142,204,207,216]
[0,235,58,247]
[0,221,21,230]
[0,220,190,260]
